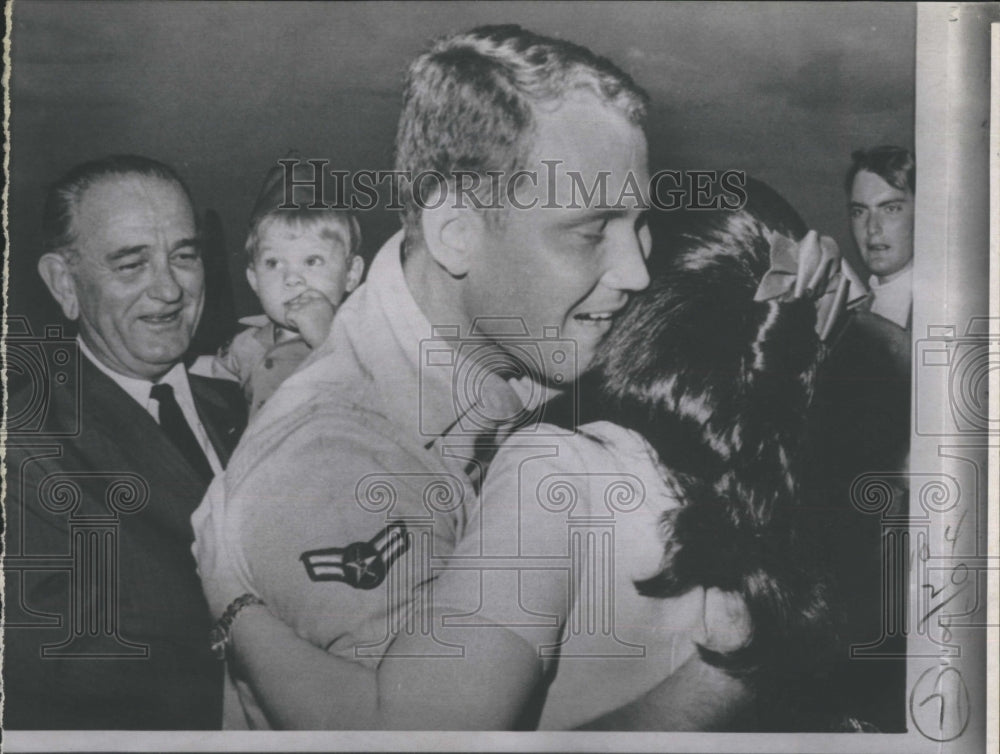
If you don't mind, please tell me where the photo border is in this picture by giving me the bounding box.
[2,3,997,752]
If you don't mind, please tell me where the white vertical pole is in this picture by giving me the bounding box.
[911,4,996,752]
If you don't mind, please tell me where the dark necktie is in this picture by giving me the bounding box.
[460,377,527,491]
[150,382,214,482]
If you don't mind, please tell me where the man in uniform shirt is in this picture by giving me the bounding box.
[193,26,752,729]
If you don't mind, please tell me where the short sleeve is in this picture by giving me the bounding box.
[221,404,469,658]
[213,327,267,387]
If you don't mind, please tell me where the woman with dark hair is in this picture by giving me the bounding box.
[206,186,851,730]
[572,197,841,729]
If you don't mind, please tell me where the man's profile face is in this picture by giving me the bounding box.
[849,169,914,283]
[465,89,651,385]
[65,174,204,380]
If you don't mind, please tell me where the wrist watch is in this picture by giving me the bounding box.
[210,593,266,660]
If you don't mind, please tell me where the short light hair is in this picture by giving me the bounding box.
[41,154,193,259]
[245,209,362,266]
[845,146,915,195]
[395,24,649,249]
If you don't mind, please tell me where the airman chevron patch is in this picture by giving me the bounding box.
[300,522,409,590]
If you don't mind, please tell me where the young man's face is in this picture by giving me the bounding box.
[464,90,651,385]
[247,223,362,329]
[849,169,914,283]
[61,174,204,380]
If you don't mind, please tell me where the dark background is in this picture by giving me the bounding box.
[7,1,915,346]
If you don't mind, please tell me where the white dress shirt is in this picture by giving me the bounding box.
[78,337,223,475]
[868,262,913,330]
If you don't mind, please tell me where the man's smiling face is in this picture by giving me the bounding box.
[65,174,204,379]
[463,89,652,386]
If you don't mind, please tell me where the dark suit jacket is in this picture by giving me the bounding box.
[3,355,247,730]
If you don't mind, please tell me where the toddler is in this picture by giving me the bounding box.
[214,172,363,417]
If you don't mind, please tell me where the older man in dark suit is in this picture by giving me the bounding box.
[3,155,246,729]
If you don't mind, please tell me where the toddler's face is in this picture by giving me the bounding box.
[247,224,361,328]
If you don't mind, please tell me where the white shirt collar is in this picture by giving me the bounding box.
[868,262,913,330]
[77,336,223,473]
[868,259,913,290]
[77,336,162,411]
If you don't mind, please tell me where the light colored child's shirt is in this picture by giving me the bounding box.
[212,315,313,418]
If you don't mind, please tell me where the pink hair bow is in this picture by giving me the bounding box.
[753,229,870,341]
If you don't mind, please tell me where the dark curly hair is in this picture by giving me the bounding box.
[581,184,835,694]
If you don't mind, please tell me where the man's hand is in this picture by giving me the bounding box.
[191,476,254,620]
[285,290,336,348]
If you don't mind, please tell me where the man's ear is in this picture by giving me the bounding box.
[37,253,81,321]
[245,265,260,296]
[344,255,364,293]
[420,187,481,278]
